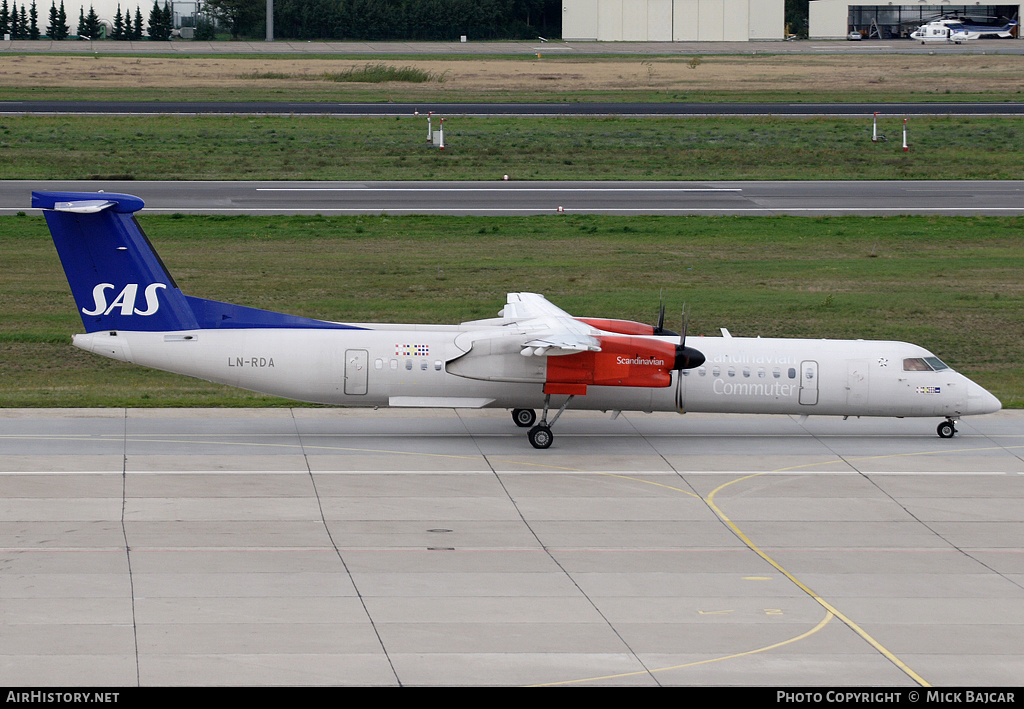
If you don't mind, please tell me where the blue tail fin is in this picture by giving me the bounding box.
[34,191,200,333]
[35,191,364,334]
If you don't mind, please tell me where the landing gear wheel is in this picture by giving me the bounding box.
[937,419,956,439]
[512,408,536,428]
[528,425,553,449]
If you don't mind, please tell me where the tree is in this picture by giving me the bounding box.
[133,5,143,39]
[204,0,262,39]
[147,0,171,39]
[46,0,56,36]
[1,0,9,37]
[112,3,124,38]
[9,1,18,37]
[268,0,561,42]
[83,4,100,38]
[28,0,38,38]
[17,2,27,37]
[55,0,67,38]
[193,15,215,39]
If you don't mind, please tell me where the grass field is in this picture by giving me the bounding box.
[2,114,1022,180]
[2,51,1021,409]
[4,213,1022,408]
[2,53,1023,103]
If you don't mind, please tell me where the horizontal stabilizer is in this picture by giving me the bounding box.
[33,191,145,214]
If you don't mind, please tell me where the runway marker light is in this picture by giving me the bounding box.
[426,112,432,142]
[557,205,564,213]
[503,175,509,181]
[439,117,445,151]
[872,112,878,143]
[902,118,909,152]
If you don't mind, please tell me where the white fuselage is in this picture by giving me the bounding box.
[911,20,1017,42]
[71,325,1000,420]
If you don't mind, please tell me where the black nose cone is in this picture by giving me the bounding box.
[675,345,705,370]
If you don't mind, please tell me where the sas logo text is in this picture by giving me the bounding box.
[82,283,166,316]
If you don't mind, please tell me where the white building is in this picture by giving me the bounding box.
[562,0,785,41]
[809,0,1022,39]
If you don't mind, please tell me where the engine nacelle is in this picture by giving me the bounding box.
[576,318,658,336]
[546,336,678,394]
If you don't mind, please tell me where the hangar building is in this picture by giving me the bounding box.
[561,0,785,41]
[809,0,1022,39]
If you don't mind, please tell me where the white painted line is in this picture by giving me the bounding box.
[141,207,1024,213]
[8,207,1024,214]
[255,187,744,193]
[0,469,1012,476]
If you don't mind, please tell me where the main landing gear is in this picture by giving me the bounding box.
[512,395,576,449]
[937,418,958,439]
[511,408,536,428]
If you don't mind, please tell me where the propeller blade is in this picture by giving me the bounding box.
[673,303,705,370]
[653,290,678,336]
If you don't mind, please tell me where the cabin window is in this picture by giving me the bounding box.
[728,367,736,378]
[405,359,413,370]
[420,361,428,371]
[390,359,398,370]
[743,367,751,378]
[374,358,383,370]
[758,368,766,379]
[682,369,689,376]
[712,366,721,377]
[773,368,781,379]
[434,361,443,371]
[788,368,797,379]
[698,367,706,376]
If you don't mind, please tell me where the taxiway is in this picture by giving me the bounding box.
[1,408,1021,686]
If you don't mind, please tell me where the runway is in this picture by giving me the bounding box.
[6,180,1024,216]
[5,100,1024,116]
[1,408,1021,686]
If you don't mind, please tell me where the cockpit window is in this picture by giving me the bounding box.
[904,357,949,372]
[903,358,930,371]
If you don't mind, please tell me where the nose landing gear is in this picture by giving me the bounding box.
[520,394,575,449]
[937,418,957,439]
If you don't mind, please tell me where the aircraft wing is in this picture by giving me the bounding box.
[448,292,601,383]
[501,292,601,356]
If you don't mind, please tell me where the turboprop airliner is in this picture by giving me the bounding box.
[36,191,1001,449]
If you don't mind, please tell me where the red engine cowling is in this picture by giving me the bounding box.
[544,336,677,396]
[575,318,657,336]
